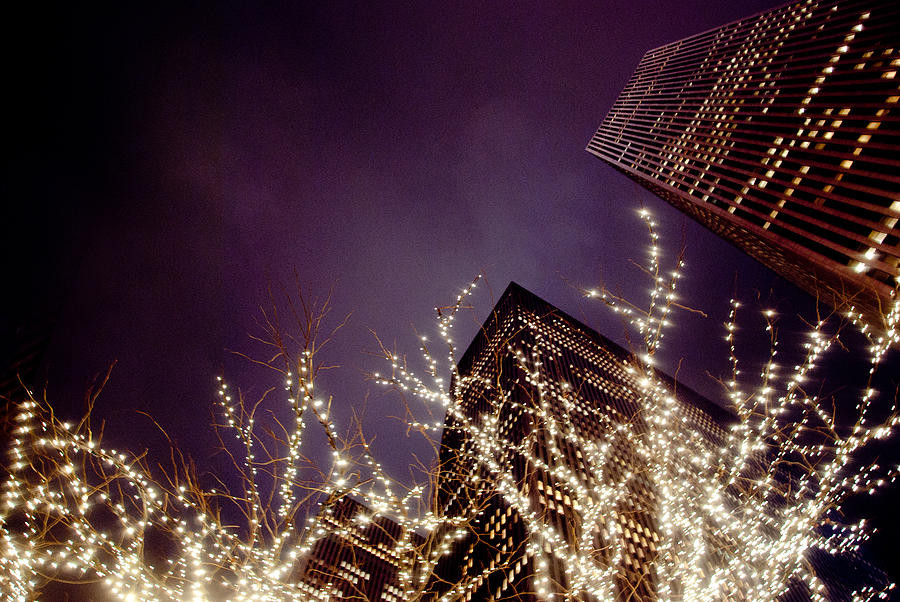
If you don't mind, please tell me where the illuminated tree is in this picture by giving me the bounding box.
[1,210,897,601]
[384,210,898,601]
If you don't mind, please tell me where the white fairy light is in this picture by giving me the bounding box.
[2,215,897,600]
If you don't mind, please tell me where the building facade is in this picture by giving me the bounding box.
[297,496,419,601]
[424,283,889,601]
[587,0,899,327]
[426,283,732,601]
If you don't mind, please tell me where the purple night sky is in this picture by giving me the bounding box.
[6,0,898,582]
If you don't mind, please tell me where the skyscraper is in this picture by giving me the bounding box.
[587,0,899,328]
[426,282,732,601]
[297,496,421,601]
[424,282,890,601]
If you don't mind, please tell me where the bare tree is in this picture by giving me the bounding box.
[1,210,897,601]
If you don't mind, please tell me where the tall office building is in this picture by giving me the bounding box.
[296,496,421,601]
[587,0,899,327]
[425,283,889,601]
[426,282,732,601]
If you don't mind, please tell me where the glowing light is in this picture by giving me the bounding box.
[1,215,896,600]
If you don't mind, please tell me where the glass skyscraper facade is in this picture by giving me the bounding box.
[427,283,730,601]
[587,0,899,328]
[297,496,419,601]
[424,283,889,601]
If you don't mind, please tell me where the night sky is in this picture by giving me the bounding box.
[6,0,898,585]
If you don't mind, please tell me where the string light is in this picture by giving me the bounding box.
[1,212,897,600]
